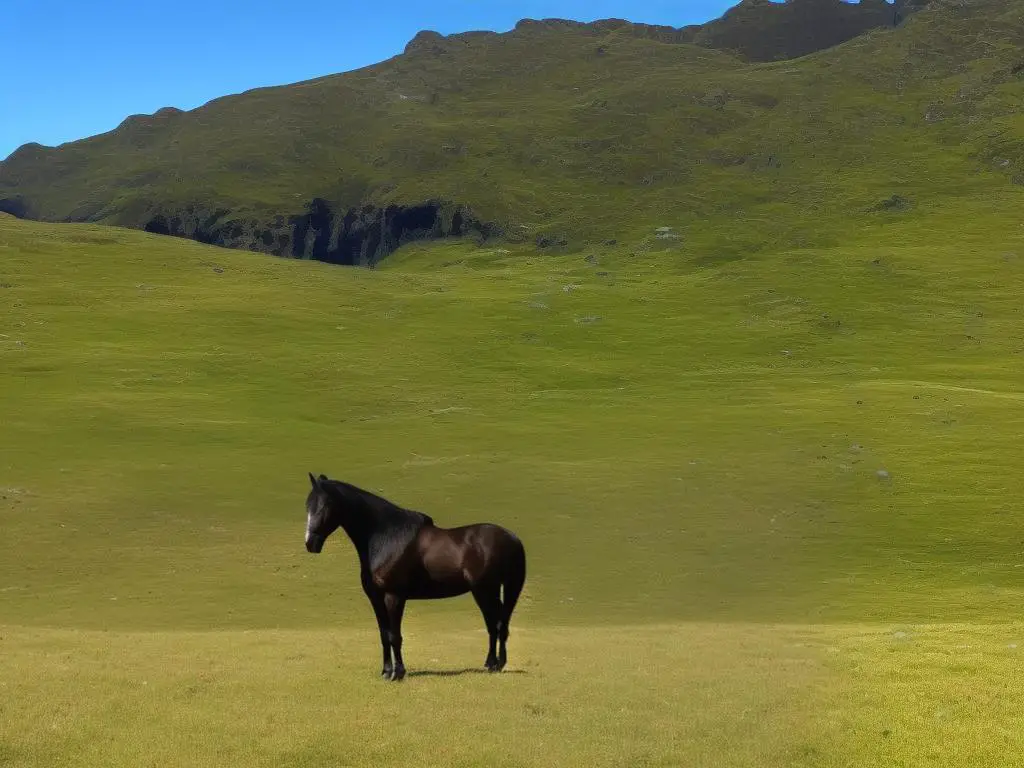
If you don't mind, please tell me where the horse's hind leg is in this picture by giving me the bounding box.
[497,547,526,671]
[471,586,501,672]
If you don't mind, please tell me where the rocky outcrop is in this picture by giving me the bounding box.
[0,196,30,218]
[141,199,498,267]
[289,199,499,265]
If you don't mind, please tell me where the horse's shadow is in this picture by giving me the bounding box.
[408,668,528,678]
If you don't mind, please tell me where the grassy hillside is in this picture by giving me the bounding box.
[0,0,1008,265]
[5,185,1024,630]
[4,197,1024,762]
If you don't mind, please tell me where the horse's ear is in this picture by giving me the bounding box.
[309,472,320,491]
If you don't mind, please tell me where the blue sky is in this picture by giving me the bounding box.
[1,1,746,160]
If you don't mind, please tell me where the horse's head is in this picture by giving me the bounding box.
[305,472,340,554]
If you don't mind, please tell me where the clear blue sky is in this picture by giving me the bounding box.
[1,1,744,160]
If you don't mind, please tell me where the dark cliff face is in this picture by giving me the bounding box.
[0,196,30,218]
[287,199,498,266]
[141,200,498,267]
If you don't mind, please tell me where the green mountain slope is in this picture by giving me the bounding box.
[5,175,1024,631]
[2,0,996,267]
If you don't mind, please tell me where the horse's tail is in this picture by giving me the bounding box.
[500,533,526,633]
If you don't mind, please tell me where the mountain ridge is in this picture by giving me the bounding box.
[2,0,1009,269]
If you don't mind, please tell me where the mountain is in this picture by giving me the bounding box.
[687,0,899,61]
[1,0,1018,268]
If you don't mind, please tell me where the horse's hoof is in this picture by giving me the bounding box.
[391,666,406,682]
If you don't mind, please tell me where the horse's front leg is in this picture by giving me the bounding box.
[364,584,393,680]
[384,592,407,681]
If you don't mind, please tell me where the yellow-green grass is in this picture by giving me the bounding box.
[4,209,1024,764]
[3,623,1023,766]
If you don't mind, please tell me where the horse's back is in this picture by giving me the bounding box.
[416,521,524,589]
[437,521,523,555]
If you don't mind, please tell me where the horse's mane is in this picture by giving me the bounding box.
[323,478,434,529]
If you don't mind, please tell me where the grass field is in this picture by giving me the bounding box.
[4,207,1024,765]
[5,622,1024,767]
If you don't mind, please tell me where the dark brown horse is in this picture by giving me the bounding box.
[303,473,527,681]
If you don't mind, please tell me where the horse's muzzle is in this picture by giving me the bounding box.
[305,534,325,554]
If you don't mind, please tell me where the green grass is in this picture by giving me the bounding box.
[0,624,830,767]
[4,621,1024,766]
[4,204,1024,764]
[7,195,1024,629]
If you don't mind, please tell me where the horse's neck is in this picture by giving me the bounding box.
[331,486,429,566]
[332,492,377,558]
[337,516,370,557]
[346,527,415,575]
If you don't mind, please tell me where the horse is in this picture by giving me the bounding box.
[303,473,527,681]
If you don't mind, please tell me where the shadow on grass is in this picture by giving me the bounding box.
[408,668,528,678]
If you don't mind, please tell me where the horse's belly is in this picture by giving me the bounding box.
[407,581,471,600]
